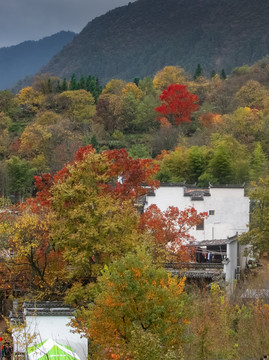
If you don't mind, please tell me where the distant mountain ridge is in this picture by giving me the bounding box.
[40,0,269,83]
[0,31,76,90]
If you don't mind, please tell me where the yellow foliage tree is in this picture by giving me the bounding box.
[153,66,188,90]
[222,107,264,144]
[50,150,142,281]
[0,205,64,296]
[101,79,126,95]
[56,90,96,132]
[235,80,267,109]
[122,83,143,100]
[16,87,44,114]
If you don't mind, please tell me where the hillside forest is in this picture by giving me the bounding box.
[1,60,269,359]
[1,60,269,201]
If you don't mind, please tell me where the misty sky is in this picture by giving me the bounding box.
[0,0,134,48]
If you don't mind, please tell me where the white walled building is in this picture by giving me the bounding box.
[145,184,250,283]
[11,302,88,360]
[145,184,249,242]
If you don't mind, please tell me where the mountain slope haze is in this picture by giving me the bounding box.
[41,0,269,82]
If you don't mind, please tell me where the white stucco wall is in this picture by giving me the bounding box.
[145,186,249,242]
[13,316,88,360]
[238,244,251,271]
[224,240,238,282]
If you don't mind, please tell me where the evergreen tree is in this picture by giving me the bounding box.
[47,78,52,93]
[95,77,102,98]
[78,76,86,90]
[56,80,61,93]
[89,134,99,150]
[220,69,227,80]
[86,75,102,102]
[86,75,96,99]
[86,75,92,92]
[210,69,217,78]
[133,77,140,86]
[193,64,203,80]
[69,74,77,90]
[61,78,68,92]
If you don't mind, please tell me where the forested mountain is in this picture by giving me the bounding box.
[0,31,76,90]
[41,0,269,83]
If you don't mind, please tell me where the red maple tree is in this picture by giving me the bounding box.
[140,204,208,261]
[155,84,198,125]
[25,145,160,212]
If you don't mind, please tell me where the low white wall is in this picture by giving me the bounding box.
[224,241,238,282]
[13,316,88,360]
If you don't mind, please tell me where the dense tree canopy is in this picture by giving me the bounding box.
[72,248,188,360]
[1,59,269,358]
[240,176,269,253]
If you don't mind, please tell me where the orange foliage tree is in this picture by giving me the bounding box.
[72,247,188,360]
[140,204,208,261]
[199,112,222,127]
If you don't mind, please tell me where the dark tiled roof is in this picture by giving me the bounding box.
[146,189,155,196]
[167,267,224,279]
[192,235,238,246]
[184,187,211,201]
[184,188,211,196]
[23,301,74,317]
[209,184,245,188]
[157,183,186,187]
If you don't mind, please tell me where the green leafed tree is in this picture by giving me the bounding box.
[188,146,208,183]
[6,156,35,202]
[220,69,227,80]
[133,94,159,132]
[210,69,217,78]
[207,136,250,185]
[208,144,232,184]
[156,146,190,183]
[193,64,203,80]
[72,247,188,360]
[249,142,267,181]
[240,176,269,253]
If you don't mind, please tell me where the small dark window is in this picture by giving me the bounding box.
[196,219,204,230]
[209,210,215,215]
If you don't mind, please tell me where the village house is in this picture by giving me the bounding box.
[145,184,250,284]
[11,301,88,360]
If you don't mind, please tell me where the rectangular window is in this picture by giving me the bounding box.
[196,219,204,230]
[209,210,215,215]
